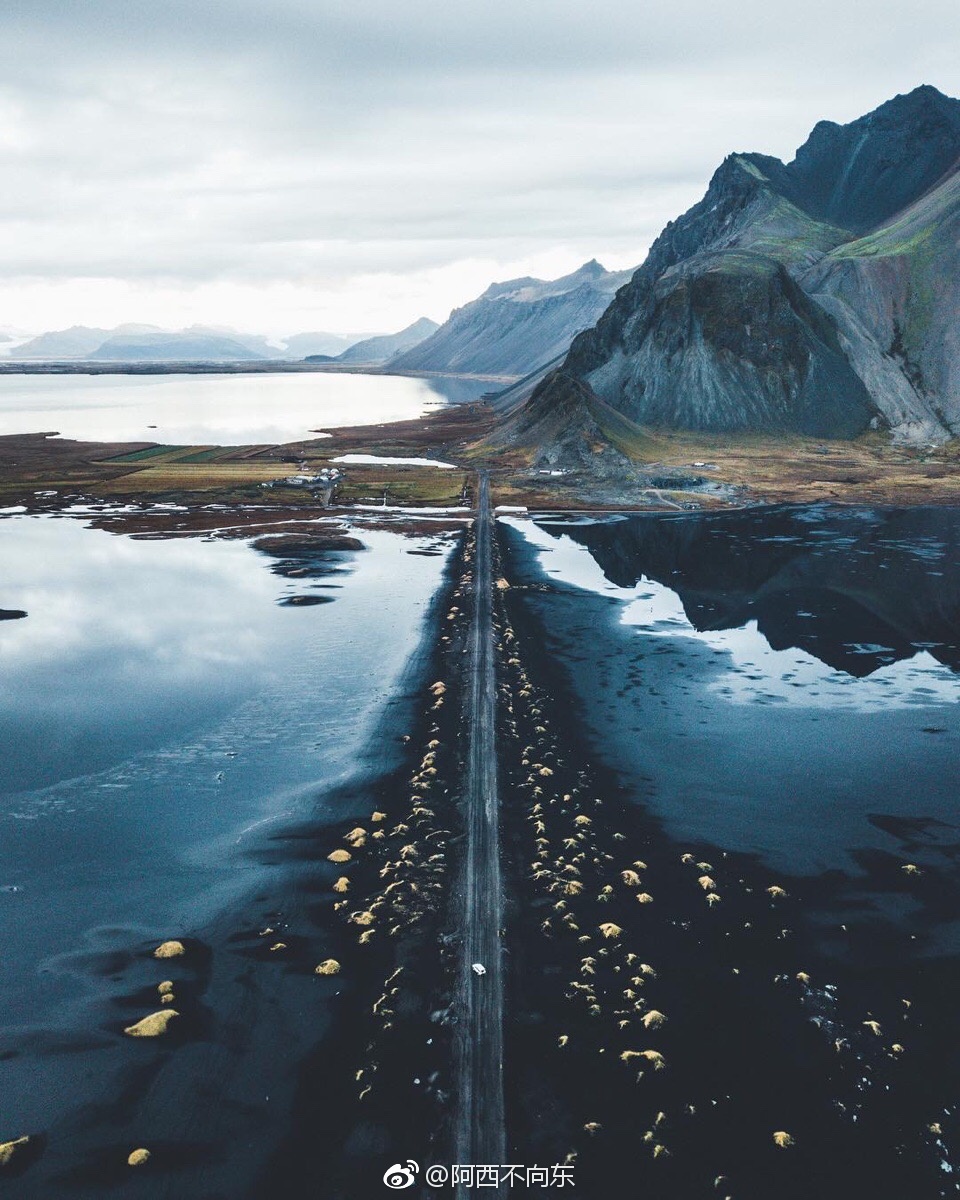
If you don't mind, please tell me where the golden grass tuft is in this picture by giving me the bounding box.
[639,1049,666,1069]
[766,885,788,899]
[772,1131,794,1148]
[127,1148,151,1167]
[706,892,721,906]
[327,849,352,863]
[351,910,376,927]
[863,1020,882,1036]
[153,940,186,959]
[315,959,341,975]
[157,981,174,994]
[371,811,387,822]
[558,1035,569,1047]
[698,875,716,891]
[124,1010,180,1038]
[636,893,654,905]
[902,863,922,876]
[680,853,694,864]
[621,870,642,887]
[0,1137,30,1168]
[599,923,623,940]
[333,876,350,893]
[642,1010,667,1029]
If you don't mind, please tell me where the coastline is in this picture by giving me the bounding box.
[492,512,960,1198]
[0,517,468,1198]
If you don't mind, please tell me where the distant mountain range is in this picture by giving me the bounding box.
[305,317,440,365]
[6,324,384,363]
[391,260,633,377]
[503,86,960,463]
[4,262,633,381]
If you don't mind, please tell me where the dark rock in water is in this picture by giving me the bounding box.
[278,595,334,607]
[0,609,27,621]
[252,534,364,555]
[512,86,960,456]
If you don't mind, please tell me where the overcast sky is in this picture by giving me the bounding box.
[0,0,957,337]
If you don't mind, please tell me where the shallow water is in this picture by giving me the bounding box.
[0,512,455,1137]
[503,505,960,894]
[0,371,490,445]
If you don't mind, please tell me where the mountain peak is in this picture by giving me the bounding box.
[785,85,960,232]
[571,258,607,278]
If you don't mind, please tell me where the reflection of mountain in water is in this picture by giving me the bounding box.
[539,505,960,677]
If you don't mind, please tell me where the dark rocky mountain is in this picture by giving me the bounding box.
[518,87,960,458]
[390,261,633,377]
[307,317,439,365]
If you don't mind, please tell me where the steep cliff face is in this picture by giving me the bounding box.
[776,85,960,234]
[391,261,633,377]
[523,87,960,450]
[802,162,960,438]
[588,250,873,436]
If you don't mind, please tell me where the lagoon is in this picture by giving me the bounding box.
[0,371,490,445]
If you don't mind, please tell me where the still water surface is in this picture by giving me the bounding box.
[505,505,960,895]
[0,371,489,444]
[0,511,455,1136]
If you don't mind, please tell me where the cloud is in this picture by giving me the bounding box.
[0,0,956,333]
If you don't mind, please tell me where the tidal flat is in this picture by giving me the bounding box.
[3,472,960,1198]
[495,505,960,1199]
[0,507,467,1196]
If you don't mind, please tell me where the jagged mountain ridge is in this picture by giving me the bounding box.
[391,260,634,377]
[519,86,960,456]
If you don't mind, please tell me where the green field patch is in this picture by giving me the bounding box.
[105,445,188,463]
[172,448,229,463]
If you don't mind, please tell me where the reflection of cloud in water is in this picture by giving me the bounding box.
[0,518,300,791]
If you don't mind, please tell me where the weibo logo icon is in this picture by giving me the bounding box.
[383,1160,419,1189]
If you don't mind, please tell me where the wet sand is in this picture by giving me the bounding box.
[493,509,960,1198]
[0,514,468,1197]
